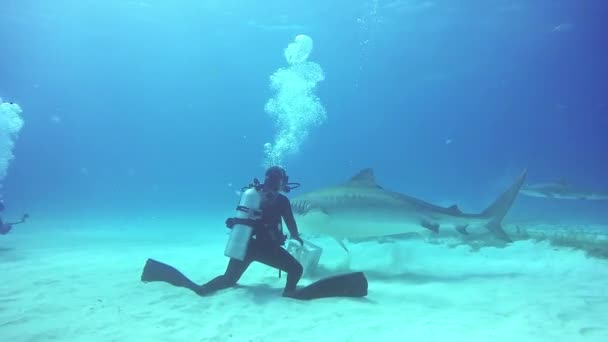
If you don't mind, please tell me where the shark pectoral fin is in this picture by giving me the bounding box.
[456,224,469,235]
[335,238,349,253]
[307,207,329,216]
[304,208,331,220]
[421,220,439,233]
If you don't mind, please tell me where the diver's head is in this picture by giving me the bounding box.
[263,166,301,193]
[264,166,289,192]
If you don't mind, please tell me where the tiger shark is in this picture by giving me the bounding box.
[520,180,608,200]
[291,168,527,245]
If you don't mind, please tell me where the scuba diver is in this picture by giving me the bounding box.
[0,201,29,235]
[141,166,368,301]
[197,166,304,297]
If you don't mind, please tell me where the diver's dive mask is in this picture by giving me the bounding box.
[263,166,300,193]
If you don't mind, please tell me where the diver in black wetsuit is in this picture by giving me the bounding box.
[197,166,305,297]
[0,201,29,235]
[140,167,369,300]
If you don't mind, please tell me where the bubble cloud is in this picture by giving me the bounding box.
[0,99,24,183]
[263,34,327,167]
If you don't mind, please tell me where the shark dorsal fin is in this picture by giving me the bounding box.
[447,205,462,215]
[347,168,382,188]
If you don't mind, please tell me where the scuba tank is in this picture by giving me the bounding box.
[224,180,263,261]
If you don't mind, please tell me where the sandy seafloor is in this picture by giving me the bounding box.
[1,216,607,342]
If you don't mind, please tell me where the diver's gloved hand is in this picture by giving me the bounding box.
[225,218,236,229]
[291,234,304,246]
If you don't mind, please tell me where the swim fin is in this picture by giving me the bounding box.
[140,258,200,293]
[141,258,369,301]
[286,272,368,300]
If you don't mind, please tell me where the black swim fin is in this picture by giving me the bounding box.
[140,258,200,293]
[142,258,369,301]
[286,272,368,300]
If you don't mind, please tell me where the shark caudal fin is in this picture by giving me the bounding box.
[480,170,528,242]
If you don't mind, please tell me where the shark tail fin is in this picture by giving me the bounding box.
[480,169,528,242]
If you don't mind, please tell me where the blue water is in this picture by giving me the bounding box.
[1,0,607,223]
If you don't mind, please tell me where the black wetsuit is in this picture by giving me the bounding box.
[197,192,303,296]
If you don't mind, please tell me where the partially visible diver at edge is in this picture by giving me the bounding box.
[0,201,29,235]
[140,166,369,301]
